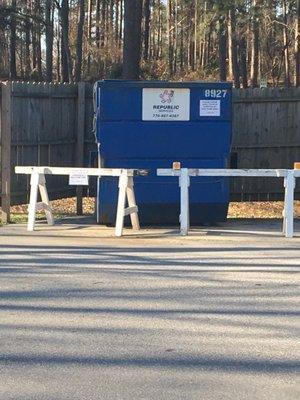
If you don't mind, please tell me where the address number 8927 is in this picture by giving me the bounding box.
[204,89,227,98]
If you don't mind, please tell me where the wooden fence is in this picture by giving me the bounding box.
[232,87,300,201]
[1,82,300,222]
[0,81,95,222]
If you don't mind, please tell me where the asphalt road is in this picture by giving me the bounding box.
[0,219,299,400]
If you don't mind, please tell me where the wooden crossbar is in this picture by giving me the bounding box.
[157,168,288,177]
[15,166,132,177]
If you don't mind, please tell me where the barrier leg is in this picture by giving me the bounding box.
[126,177,140,230]
[179,168,190,236]
[96,176,101,224]
[28,171,40,231]
[115,171,128,237]
[38,174,54,226]
[283,170,295,238]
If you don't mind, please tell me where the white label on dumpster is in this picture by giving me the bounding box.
[142,88,190,121]
[69,170,89,186]
[200,100,221,116]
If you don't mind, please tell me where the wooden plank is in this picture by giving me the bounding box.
[179,168,190,236]
[283,171,295,238]
[11,139,76,146]
[15,166,136,176]
[124,206,138,216]
[126,177,140,230]
[38,174,54,226]
[1,82,12,223]
[157,168,288,177]
[27,171,39,231]
[115,171,128,237]
[76,82,85,215]
[11,93,78,99]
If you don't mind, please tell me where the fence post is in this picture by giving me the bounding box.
[76,82,85,215]
[1,82,12,224]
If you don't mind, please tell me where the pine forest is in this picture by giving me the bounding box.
[0,0,300,87]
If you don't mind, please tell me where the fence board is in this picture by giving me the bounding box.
[0,82,12,222]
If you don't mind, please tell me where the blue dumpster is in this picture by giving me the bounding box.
[94,80,232,225]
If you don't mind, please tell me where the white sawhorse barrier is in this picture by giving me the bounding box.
[15,166,143,237]
[157,168,297,238]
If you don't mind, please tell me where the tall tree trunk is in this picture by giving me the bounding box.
[240,35,248,88]
[250,0,260,87]
[45,0,53,81]
[123,0,143,79]
[96,0,101,48]
[194,0,198,71]
[206,22,212,68]
[201,1,208,69]
[268,1,277,85]
[219,16,227,81]
[20,35,24,78]
[180,16,184,70]
[10,0,17,79]
[157,1,162,59]
[228,3,239,87]
[35,0,42,80]
[115,0,119,43]
[0,20,7,77]
[188,2,194,70]
[36,29,42,80]
[101,0,106,47]
[109,0,114,36]
[283,0,291,86]
[296,0,300,86]
[75,0,85,81]
[143,0,150,60]
[167,0,173,75]
[24,6,31,79]
[56,22,61,81]
[119,0,123,44]
[32,1,38,73]
[87,0,93,75]
[173,0,178,73]
[104,0,109,47]
[60,0,72,82]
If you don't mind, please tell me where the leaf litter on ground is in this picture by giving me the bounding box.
[5,197,300,220]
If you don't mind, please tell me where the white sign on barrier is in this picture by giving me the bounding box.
[142,88,190,121]
[69,170,89,186]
